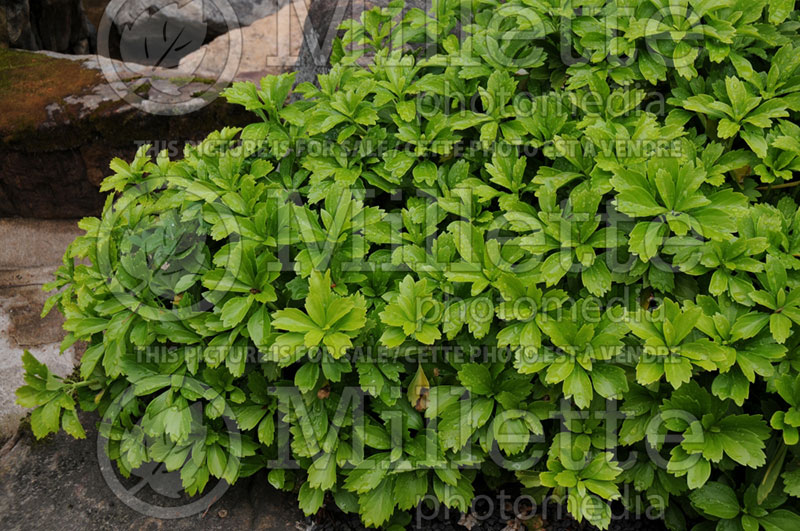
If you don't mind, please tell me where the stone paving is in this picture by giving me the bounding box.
[0,218,84,439]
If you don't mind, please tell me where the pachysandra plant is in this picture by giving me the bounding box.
[15,0,800,529]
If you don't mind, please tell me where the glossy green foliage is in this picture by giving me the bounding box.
[17,0,800,529]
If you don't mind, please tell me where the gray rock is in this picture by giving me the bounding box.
[0,0,40,50]
[293,0,430,87]
[0,48,253,218]
[0,0,93,53]
[110,0,291,42]
[179,1,306,82]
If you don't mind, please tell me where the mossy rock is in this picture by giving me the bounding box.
[0,48,104,145]
[0,48,253,218]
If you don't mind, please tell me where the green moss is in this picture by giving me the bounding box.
[132,81,152,96]
[0,48,104,139]
[153,75,215,86]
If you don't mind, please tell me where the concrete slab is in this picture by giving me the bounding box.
[0,218,83,439]
[0,218,84,269]
[0,270,79,439]
[0,266,63,289]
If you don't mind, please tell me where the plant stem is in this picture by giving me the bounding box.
[756,180,800,191]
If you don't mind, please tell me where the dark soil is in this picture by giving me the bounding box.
[304,495,666,531]
[0,411,303,530]
[0,411,667,531]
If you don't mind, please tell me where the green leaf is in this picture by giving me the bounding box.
[221,296,254,328]
[457,364,493,396]
[591,364,629,400]
[582,260,612,297]
[541,251,572,286]
[760,510,800,531]
[689,482,740,519]
[413,161,438,186]
[247,305,271,349]
[765,255,788,293]
[343,454,390,494]
[394,472,428,510]
[769,0,795,24]
[30,400,61,439]
[757,443,787,504]
[686,458,711,489]
[783,467,800,497]
[308,452,337,491]
[731,313,769,342]
[298,482,325,515]
[770,313,793,344]
[564,366,593,409]
[258,414,275,446]
[628,221,666,261]
[359,477,396,527]
[79,343,104,379]
[207,444,227,478]
[717,118,740,138]
[235,405,266,431]
[664,356,693,389]
[295,363,320,393]
[268,468,286,490]
[61,409,86,439]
